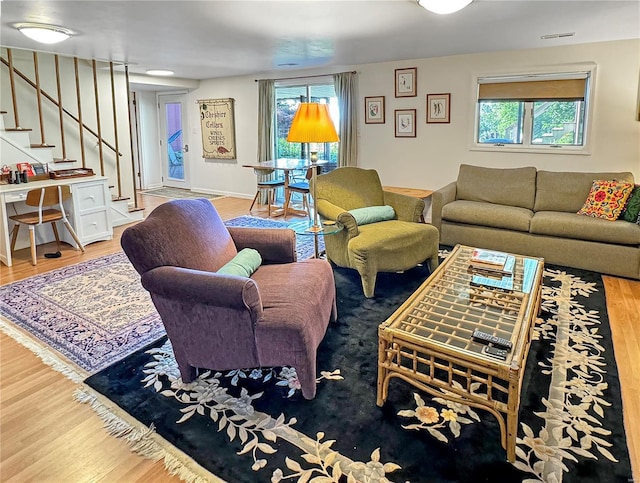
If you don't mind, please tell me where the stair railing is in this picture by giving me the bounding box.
[73,56,87,167]
[1,48,137,206]
[54,54,71,161]
[31,51,54,148]
[4,49,29,132]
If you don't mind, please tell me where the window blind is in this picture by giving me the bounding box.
[478,78,587,102]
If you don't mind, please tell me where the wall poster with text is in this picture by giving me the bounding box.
[198,98,236,160]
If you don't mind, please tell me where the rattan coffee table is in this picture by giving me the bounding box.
[377,244,544,462]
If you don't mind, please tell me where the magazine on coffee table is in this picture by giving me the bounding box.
[469,249,514,275]
[470,270,514,291]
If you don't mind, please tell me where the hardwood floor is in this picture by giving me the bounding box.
[1,194,638,482]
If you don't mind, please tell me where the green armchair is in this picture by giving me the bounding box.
[311,167,439,298]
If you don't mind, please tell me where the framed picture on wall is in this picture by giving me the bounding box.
[426,93,451,123]
[395,109,416,137]
[365,96,385,124]
[395,67,417,97]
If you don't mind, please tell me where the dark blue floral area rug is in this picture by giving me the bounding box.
[78,253,632,483]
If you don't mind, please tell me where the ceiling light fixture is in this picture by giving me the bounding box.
[417,0,473,14]
[16,23,73,44]
[146,69,174,76]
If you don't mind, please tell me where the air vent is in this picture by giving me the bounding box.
[541,32,575,40]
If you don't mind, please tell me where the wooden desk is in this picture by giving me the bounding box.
[243,159,327,218]
[0,176,113,266]
[383,186,433,222]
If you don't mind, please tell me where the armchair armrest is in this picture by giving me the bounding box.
[431,181,457,232]
[317,199,359,237]
[383,191,424,222]
[142,266,263,316]
[228,227,297,264]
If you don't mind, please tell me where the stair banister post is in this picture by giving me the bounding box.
[54,55,69,161]
[7,49,22,130]
[74,57,87,168]
[92,59,105,176]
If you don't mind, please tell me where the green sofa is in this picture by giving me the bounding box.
[432,164,640,279]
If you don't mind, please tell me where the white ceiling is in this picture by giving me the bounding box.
[1,0,639,82]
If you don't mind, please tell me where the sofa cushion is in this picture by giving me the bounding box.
[530,211,640,245]
[576,180,634,220]
[456,164,537,210]
[442,200,533,232]
[534,170,635,213]
[349,205,396,225]
[621,185,640,223]
[217,248,262,277]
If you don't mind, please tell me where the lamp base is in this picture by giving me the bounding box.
[310,151,318,162]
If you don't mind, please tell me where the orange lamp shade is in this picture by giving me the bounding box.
[286,103,339,143]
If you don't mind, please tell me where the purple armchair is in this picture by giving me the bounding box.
[121,199,337,399]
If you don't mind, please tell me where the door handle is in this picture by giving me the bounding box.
[183,145,189,153]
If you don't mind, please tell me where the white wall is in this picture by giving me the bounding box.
[358,39,640,190]
[186,77,262,197]
[187,39,639,199]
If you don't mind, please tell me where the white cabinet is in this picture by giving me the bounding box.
[0,176,113,266]
[71,179,112,245]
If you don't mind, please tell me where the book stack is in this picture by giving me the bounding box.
[468,248,515,290]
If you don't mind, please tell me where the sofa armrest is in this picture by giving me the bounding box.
[228,227,297,264]
[142,266,263,320]
[432,182,457,232]
[383,190,425,222]
[317,199,359,237]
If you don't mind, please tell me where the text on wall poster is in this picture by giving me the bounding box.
[198,98,236,160]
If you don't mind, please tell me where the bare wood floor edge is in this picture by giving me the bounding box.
[1,194,638,482]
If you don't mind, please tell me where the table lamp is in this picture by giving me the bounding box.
[286,103,339,232]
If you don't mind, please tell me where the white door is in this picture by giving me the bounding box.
[159,93,189,189]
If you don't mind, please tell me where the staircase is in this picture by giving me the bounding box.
[0,112,144,227]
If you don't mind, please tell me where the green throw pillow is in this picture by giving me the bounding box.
[348,205,396,225]
[621,185,640,223]
[217,248,262,278]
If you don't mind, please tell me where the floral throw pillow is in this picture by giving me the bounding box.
[620,184,640,223]
[576,180,634,221]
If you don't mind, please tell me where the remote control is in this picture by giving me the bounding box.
[483,345,508,361]
[472,329,513,350]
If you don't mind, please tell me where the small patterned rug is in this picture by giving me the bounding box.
[140,187,223,199]
[0,252,163,379]
[0,215,321,378]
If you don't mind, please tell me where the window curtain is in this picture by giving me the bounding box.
[256,79,275,202]
[257,79,275,161]
[333,72,358,167]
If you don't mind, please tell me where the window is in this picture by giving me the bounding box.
[475,70,593,152]
[275,81,339,163]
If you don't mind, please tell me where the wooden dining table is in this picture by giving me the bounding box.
[242,158,327,218]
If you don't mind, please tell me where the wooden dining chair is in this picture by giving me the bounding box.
[283,166,321,219]
[9,185,85,265]
[249,168,285,217]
